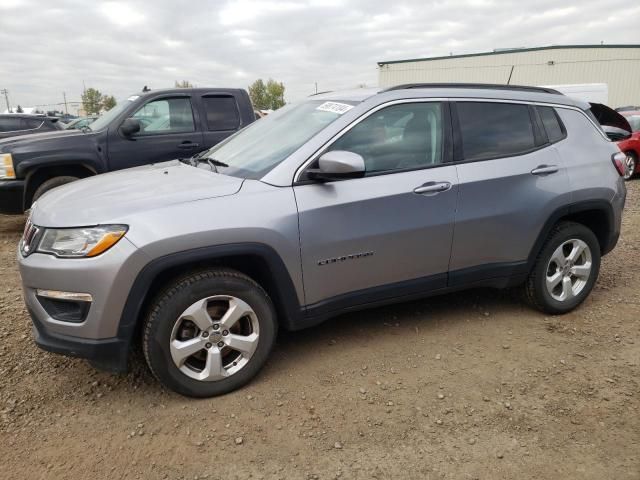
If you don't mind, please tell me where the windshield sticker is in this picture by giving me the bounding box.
[316,102,354,115]
[127,95,140,102]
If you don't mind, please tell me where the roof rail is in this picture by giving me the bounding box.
[381,83,563,95]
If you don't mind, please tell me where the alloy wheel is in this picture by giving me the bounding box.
[169,296,260,381]
[545,238,592,302]
[624,155,636,180]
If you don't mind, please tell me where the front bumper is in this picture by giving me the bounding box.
[28,308,130,372]
[0,179,25,214]
[18,236,149,372]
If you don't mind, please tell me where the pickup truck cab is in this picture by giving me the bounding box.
[0,88,254,214]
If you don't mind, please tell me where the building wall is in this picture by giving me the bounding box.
[378,46,640,108]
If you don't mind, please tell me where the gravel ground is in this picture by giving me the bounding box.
[1,183,638,479]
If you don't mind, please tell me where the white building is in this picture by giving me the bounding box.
[378,45,640,108]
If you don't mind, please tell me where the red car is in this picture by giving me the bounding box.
[619,111,640,180]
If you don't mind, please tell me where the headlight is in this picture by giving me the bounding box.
[0,153,15,179]
[36,225,128,258]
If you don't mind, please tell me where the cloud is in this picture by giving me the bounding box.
[0,0,636,110]
[99,2,145,27]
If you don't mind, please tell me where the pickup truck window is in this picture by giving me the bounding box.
[203,95,240,131]
[201,99,358,180]
[0,117,23,132]
[23,118,44,129]
[133,97,195,135]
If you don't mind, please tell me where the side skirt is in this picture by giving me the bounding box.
[294,262,527,331]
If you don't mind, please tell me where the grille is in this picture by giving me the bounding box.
[20,218,41,256]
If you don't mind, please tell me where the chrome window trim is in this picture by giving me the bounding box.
[292,97,607,183]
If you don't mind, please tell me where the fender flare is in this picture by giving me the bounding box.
[116,243,303,350]
[526,199,616,271]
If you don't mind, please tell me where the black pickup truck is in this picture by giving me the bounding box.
[0,87,255,214]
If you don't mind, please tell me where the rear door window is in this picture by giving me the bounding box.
[202,96,240,131]
[456,102,536,161]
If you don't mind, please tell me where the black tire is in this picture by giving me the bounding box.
[624,152,637,181]
[525,221,601,315]
[32,176,79,203]
[142,269,277,397]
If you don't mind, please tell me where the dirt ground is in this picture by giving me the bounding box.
[1,184,638,480]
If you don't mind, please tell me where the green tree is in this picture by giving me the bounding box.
[248,79,268,110]
[175,80,193,88]
[249,78,286,110]
[16,105,23,113]
[102,95,117,111]
[81,88,104,115]
[265,79,285,110]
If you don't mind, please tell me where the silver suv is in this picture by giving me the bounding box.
[18,84,627,397]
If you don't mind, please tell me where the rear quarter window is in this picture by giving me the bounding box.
[538,106,566,143]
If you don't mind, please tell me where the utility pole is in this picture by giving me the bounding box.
[1,89,10,112]
[63,92,68,114]
[314,82,318,94]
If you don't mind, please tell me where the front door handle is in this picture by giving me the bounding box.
[178,141,200,149]
[413,181,452,195]
[531,165,559,175]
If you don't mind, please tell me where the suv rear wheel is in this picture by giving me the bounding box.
[525,221,601,314]
[142,269,277,397]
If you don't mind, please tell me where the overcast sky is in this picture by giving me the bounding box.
[0,0,638,110]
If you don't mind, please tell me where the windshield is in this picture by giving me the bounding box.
[201,99,358,179]
[88,96,139,131]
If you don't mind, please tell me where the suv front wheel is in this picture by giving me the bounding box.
[142,269,277,397]
[525,221,601,314]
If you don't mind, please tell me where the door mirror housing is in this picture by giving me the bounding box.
[119,118,141,137]
[307,150,365,182]
[602,125,632,142]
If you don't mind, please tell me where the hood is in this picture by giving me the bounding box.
[31,160,244,227]
[0,129,84,150]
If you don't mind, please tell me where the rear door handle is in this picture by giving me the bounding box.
[413,181,452,195]
[178,142,200,149]
[531,165,558,175]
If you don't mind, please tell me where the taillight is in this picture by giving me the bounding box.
[612,152,627,177]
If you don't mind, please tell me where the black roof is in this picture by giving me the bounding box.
[134,87,247,97]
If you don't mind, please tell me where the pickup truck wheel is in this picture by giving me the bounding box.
[32,176,79,203]
[525,221,600,315]
[142,269,277,398]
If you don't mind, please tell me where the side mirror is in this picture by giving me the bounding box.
[602,125,632,142]
[307,150,365,182]
[119,118,141,137]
